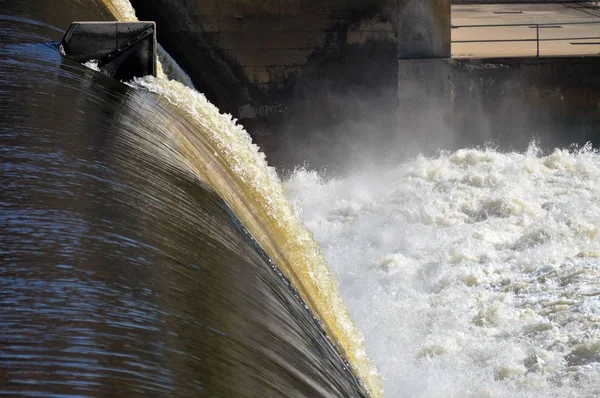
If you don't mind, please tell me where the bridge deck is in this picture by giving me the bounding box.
[452,2,600,58]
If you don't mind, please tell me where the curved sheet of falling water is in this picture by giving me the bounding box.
[99,1,381,394]
[0,11,368,398]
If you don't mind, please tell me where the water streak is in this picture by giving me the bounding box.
[101,0,382,394]
[1,2,371,397]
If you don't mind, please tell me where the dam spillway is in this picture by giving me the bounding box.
[3,0,600,397]
[108,0,600,396]
[0,0,374,396]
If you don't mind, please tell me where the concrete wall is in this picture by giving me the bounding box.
[131,0,398,115]
[397,56,600,152]
[130,1,600,169]
[131,0,452,168]
[399,0,450,59]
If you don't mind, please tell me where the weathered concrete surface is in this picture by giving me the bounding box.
[129,1,600,170]
[130,0,451,168]
[130,0,399,115]
[399,0,451,58]
[398,56,600,153]
[61,22,156,80]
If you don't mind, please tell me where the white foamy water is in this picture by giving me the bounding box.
[285,144,600,397]
[83,59,101,72]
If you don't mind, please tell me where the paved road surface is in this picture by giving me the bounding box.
[452,2,600,57]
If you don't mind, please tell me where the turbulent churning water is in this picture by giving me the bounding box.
[4,0,600,397]
[286,145,600,397]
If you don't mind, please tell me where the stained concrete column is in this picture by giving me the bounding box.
[398,0,451,59]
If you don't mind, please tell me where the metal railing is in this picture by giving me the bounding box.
[451,21,600,57]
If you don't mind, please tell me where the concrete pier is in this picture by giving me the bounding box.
[130,1,600,168]
[131,0,400,116]
[130,0,451,167]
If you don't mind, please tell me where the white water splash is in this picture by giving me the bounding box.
[286,143,600,397]
[83,59,101,72]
